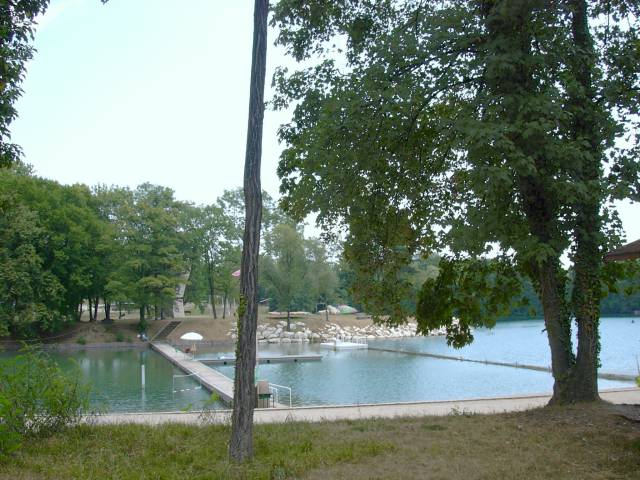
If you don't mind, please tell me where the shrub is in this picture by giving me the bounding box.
[0,346,90,457]
[76,336,87,345]
[115,332,125,342]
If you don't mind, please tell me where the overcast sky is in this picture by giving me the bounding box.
[11,0,639,243]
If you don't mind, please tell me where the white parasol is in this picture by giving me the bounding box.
[180,331,204,341]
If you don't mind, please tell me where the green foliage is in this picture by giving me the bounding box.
[262,224,308,317]
[416,258,522,347]
[0,346,90,457]
[0,171,95,336]
[271,0,640,338]
[0,0,50,168]
[261,223,339,319]
[75,336,86,345]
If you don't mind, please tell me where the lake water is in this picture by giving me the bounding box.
[1,317,637,411]
[1,349,214,413]
[203,317,639,407]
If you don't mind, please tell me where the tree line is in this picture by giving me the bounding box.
[1,160,635,341]
[0,163,351,338]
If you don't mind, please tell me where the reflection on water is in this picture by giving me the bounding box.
[21,349,214,413]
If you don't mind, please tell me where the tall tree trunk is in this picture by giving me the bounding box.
[138,305,147,333]
[567,0,603,402]
[208,263,217,319]
[93,297,99,322]
[88,298,94,322]
[286,307,291,332]
[530,258,575,403]
[104,301,111,322]
[223,293,228,319]
[482,0,577,403]
[229,0,268,463]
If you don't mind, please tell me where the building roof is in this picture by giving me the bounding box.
[604,239,640,262]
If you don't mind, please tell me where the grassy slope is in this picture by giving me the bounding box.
[2,403,639,480]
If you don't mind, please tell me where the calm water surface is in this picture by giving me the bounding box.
[2,317,636,411]
[201,317,638,407]
[1,349,214,413]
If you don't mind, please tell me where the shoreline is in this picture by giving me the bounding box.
[88,387,640,425]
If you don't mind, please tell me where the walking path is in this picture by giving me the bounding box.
[88,387,640,426]
[150,342,234,403]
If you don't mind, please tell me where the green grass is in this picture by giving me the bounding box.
[1,403,639,479]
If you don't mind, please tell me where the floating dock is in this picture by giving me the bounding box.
[320,339,368,350]
[199,354,322,366]
[150,342,235,404]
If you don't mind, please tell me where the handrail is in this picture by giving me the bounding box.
[268,383,292,408]
[172,372,203,393]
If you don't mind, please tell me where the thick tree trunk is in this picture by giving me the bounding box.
[567,0,603,402]
[532,259,575,403]
[482,1,578,403]
[287,308,291,332]
[229,0,268,463]
[88,298,94,322]
[104,302,111,322]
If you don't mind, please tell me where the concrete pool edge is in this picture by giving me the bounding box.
[86,387,640,426]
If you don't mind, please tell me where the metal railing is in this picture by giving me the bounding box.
[337,335,368,345]
[268,383,292,408]
[172,372,203,393]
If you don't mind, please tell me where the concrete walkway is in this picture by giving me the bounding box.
[88,387,640,426]
[150,342,234,403]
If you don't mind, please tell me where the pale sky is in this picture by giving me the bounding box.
[11,0,639,243]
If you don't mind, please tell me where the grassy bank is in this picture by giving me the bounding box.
[1,403,639,479]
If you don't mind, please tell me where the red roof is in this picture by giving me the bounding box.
[604,239,640,262]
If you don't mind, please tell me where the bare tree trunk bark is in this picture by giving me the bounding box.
[88,298,94,322]
[229,0,268,463]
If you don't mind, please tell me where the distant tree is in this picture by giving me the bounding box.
[116,184,185,332]
[0,0,50,168]
[0,183,62,337]
[262,224,308,330]
[0,171,108,336]
[305,238,338,320]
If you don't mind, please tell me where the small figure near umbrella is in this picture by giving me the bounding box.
[180,331,204,358]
